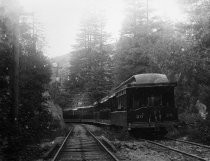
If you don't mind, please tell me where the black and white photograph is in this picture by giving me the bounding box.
[0,0,210,160]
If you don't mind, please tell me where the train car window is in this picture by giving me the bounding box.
[117,97,122,110]
[141,96,147,106]
[130,87,174,110]
[162,94,169,106]
[117,95,126,110]
[148,95,162,106]
[132,96,139,109]
[162,88,174,107]
[131,93,146,109]
[123,95,127,110]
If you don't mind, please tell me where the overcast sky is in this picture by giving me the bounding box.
[19,0,185,58]
[19,0,125,58]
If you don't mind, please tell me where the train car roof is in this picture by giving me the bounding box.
[114,73,170,91]
[64,105,93,111]
[63,108,74,111]
[76,105,93,109]
[93,101,98,105]
[109,93,116,98]
[98,93,116,104]
[133,73,169,84]
[100,96,109,103]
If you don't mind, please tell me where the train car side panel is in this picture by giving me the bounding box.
[111,111,127,127]
[127,84,178,129]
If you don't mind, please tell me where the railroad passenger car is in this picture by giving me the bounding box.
[96,73,178,134]
[64,73,178,135]
[63,106,93,123]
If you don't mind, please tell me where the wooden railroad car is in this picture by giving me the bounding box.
[64,73,178,135]
[97,73,178,134]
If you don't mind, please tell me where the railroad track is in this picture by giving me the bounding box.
[166,137,210,149]
[142,138,210,161]
[52,124,119,161]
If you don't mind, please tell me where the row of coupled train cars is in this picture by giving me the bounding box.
[63,73,178,135]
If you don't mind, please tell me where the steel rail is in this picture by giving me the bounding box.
[85,126,120,161]
[166,137,210,149]
[144,139,208,161]
[51,128,73,161]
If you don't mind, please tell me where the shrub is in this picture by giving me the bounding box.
[178,112,210,144]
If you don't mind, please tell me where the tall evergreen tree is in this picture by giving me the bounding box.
[114,0,210,114]
[74,11,109,51]
[0,1,53,160]
[65,11,113,106]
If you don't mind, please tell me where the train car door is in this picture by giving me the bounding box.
[110,89,128,127]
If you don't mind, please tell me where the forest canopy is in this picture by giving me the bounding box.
[63,0,210,115]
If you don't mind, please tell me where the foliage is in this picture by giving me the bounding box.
[112,0,210,142]
[178,112,210,144]
[113,0,186,85]
[64,0,210,121]
[65,11,113,106]
[0,1,54,160]
[18,19,52,145]
[65,49,112,106]
[113,0,210,115]
[0,0,16,149]
[74,11,109,51]
[179,112,202,127]
[172,0,210,113]
[49,82,72,109]
[190,119,210,145]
